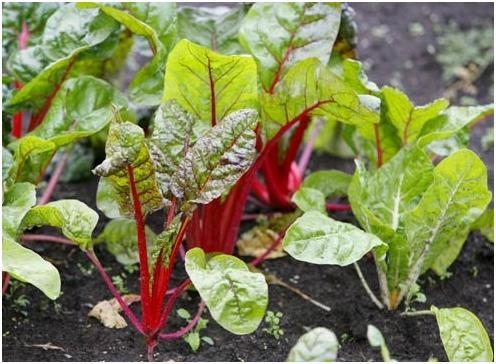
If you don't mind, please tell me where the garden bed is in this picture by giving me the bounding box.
[2,3,493,362]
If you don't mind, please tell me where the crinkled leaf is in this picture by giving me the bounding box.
[150,215,182,269]
[8,4,120,109]
[2,235,61,300]
[96,218,156,265]
[2,147,14,183]
[404,149,491,277]
[20,199,99,250]
[185,247,268,335]
[96,177,122,219]
[430,227,469,276]
[148,100,205,198]
[2,182,36,238]
[417,104,493,148]
[177,5,247,55]
[342,59,379,94]
[6,136,56,186]
[92,121,164,217]
[432,306,493,362]
[28,76,127,146]
[292,187,326,213]
[163,39,258,125]
[261,58,379,140]
[283,211,383,266]
[171,109,257,206]
[286,327,339,362]
[302,170,352,198]
[471,208,494,242]
[382,86,449,145]
[239,3,341,91]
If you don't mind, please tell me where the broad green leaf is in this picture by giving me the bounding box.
[430,227,469,276]
[129,50,166,106]
[432,306,493,362]
[382,86,449,145]
[342,59,379,94]
[286,327,339,362]
[2,182,36,238]
[239,3,341,91]
[96,177,122,219]
[8,4,119,109]
[171,109,257,206]
[261,58,379,140]
[6,136,56,186]
[2,235,61,300]
[283,210,383,266]
[292,187,326,213]
[427,127,470,157]
[417,104,494,148]
[471,208,494,242]
[148,100,204,198]
[404,149,491,278]
[92,121,164,217]
[177,5,247,55]
[29,76,127,147]
[348,146,433,234]
[21,199,99,250]
[96,218,156,265]
[185,247,268,335]
[302,170,352,198]
[163,39,258,125]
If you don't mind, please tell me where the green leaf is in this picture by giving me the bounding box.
[6,136,56,186]
[261,58,379,140]
[286,327,339,362]
[185,247,268,335]
[382,86,449,145]
[302,170,352,198]
[367,325,392,362]
[432,306,493,362]
[148,100,204,199]
[178,5,247,55]
[417,104,494,148]
[292,187,326,213]
[171,109,257,207]
[342,59,379,94]
[2,235,61,300]
[283,210,383,266]
[96,218,156,265]
[20,200,99,250]
[92,120,164,218]
[163,39,258,125]
[29,76,127,147]
[2,182,37,238]
[404,149,491,277]
[430,227,469,276]
[8,4,119,109]
[239,3,341,91]
[96,177,122,219]
[2,147,14,183]
[471,208,494,242]
[129,50,166,106]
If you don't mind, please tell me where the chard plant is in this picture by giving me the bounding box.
[281,60,493,361]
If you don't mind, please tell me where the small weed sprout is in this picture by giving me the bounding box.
[177,308,213,352]
[76,262,95,276]
[263,310,284,340]
[111,274,128,294]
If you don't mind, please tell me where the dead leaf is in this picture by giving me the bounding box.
[25,342,65,351]
[88,294,140,329]
[236,227,286,259]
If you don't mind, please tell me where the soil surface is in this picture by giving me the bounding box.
[2,3,494,362]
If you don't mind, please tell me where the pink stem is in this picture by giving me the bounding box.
[154,278,191,335]
[3,273,11,295]
[326,203,351,212]
[159,300,206,340]
[250,233,284,267]
[85,250,144,334]
[38,152,70,205]
[298,119,324,172]
[22,234,75,246]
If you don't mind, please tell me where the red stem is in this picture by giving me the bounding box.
[251,178,271,205]
[11,22,30,138]
[28,56,76,131]
[22,234,75,246]
[373,123,383,168]
[326,203,351,212]
[298,118,324,172]
[3,273,11,295]
[159,300,205,340]
[86,250,144,334]
[37,152,70,205]
[280,114,310,179]
[250,233,285,267]
[127,165,152,331]
[153,278,191,337]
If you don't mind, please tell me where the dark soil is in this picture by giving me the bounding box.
[2,3,494,362]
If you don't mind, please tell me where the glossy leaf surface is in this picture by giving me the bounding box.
[292,187,326,213]
[302,170,352,198]
[286,327,339,362]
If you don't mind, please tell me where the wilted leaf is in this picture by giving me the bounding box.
[236,227,286,259]
[88,294,140,329]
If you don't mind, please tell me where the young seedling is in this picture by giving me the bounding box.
[263,311,284,340]
[176,308,213,353]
